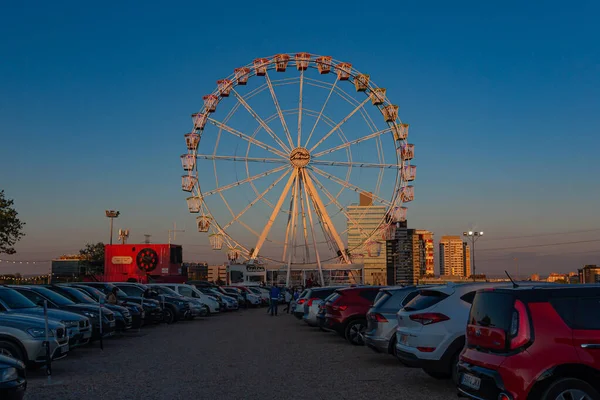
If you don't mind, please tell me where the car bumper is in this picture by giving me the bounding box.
[457,361,510,400]
[0,378,26,400]
[364,335,389,354]
[67,327,92,347]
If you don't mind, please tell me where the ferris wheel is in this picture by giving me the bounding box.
[180,53,415,282]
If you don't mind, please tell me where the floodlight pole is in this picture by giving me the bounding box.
[463,230,484,277]
[105,210,120,245]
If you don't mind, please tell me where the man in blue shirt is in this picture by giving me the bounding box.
[269,285,281,316]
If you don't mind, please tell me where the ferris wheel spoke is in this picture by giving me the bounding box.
[230,88,291,153]
[207,118,288,158]
[308,96,372,153]
[297,69,304,147]
[197,154,287,164]
[285,174,301,284]
[312,127,393,158]
[306,169,371,240]
[264,73,295,150]
[310,166,392,207]
[251,169,298,259]
[221,169,291,231]
[304,79,338,149]
[301,169,350,264]
[302,178,325,285]
[298,175,310,263]
[203,165,289,197]
[311,160,401,169]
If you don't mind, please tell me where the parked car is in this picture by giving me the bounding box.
[0,313,69,368]
[316,292,337,331]
[45,285,133,332]
[325,286,384,345]
[302,287,343,327]
[223,286,260,307]
[147,284,207,318]
[78,282,164,324]
[0,287,91,347]
[67,284,145,329]
[245,287,269,306]
[292,289,310,319]
[112,282,190,324]
[11,285,115,340]
[220,287,245,306]
[0,354,26,399]
[396,281,556,383]
[458,285,600,400]
[161,284,220,314]
[199,286,242,310]
[364,285,422,356]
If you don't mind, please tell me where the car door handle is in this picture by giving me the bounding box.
[580,344,600,349]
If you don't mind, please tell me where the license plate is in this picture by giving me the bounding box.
[109,321,116,327]
[461,373,481,390]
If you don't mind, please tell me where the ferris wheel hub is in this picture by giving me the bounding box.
[289,147,311,168]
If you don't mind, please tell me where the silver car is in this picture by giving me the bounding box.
[302,287,343,326]
[0,287,91,347]
[0,313,70,366]
[364,286,423,356]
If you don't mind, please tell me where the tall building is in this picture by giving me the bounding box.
[347,193,387,285]
[416,230,435,276]
[578,265,600,284]
[439,236,470,277]
[463,242,471,277]
[386,222,419,285]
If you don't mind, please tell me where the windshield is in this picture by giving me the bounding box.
[74,286,103,301]
[32,287,76,306]
[0,288,37,309]
[154,286,180,296]
[54,287,96,304]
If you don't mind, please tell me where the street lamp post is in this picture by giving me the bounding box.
[105,210,120,245]
[463,231,484,277]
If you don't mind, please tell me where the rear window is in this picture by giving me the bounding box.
[469,292,514,330]
[373,291,392,308]
[314,289,335,299]
[298,290,309,299]
[327,293,341,304]
[400,290,420,307]
[403,290,449,311]
[359,290,379,303]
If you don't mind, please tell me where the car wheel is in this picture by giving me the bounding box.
[389,336,398,358]
[450,353,459,385]
[0,340,24,363]
[423,368,451,379]
[541,377,600,400]
[345,319,367,346]
[163,307,175,324]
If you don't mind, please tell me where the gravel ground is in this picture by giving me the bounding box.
[27,308,456,400]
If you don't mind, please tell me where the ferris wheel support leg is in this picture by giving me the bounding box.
[251,169,298,260]
[302,177,325,287]
[301,169,350,265]
[285,176,301,287]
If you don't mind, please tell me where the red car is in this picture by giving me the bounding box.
[458,285,600,400]
[325,286,383,345]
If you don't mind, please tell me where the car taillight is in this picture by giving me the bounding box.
[409,313,449,325]
[332,305,348,311]
[510,299,531,350]
[307,297,319,306]
[369,313,388,322]
[297,299,306,305]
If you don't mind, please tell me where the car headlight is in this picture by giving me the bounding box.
[27,327,54,338]
[81,311,99,319]
[0,367,18,383]
[61,320,79,328]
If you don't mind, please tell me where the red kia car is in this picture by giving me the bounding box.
[458,285,600,400]
[325,286,383,345]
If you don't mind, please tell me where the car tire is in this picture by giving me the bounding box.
[345,319,367,346]
[0,340,25,363]
[450,353,460,385]
[541,377,600,400]
[423,368,451,380]
[389,336,399,358]
[163,307,176,324]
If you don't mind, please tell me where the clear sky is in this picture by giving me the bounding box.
[1,0,599,277]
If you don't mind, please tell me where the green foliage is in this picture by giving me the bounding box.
[79,242,105,267]
[0,190,25,255]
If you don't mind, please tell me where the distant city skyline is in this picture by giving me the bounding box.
[1,1,599,276]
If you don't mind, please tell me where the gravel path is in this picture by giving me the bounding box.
[27,308,456,400]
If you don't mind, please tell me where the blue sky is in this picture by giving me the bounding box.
[1,0,599,276]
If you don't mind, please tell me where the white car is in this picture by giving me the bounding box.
[161,284,220,314]
[395,281,556,382]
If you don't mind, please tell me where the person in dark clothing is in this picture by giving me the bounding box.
[282,289,292,313]
[269,285,281,316]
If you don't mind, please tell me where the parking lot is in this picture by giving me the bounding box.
[27,308,456,400]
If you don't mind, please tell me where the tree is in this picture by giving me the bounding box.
[79,242,105,274]
[0,190,25,255]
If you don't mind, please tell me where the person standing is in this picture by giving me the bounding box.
[106,287,118,305]
[269,285,281,316]
[283,289,293,313]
